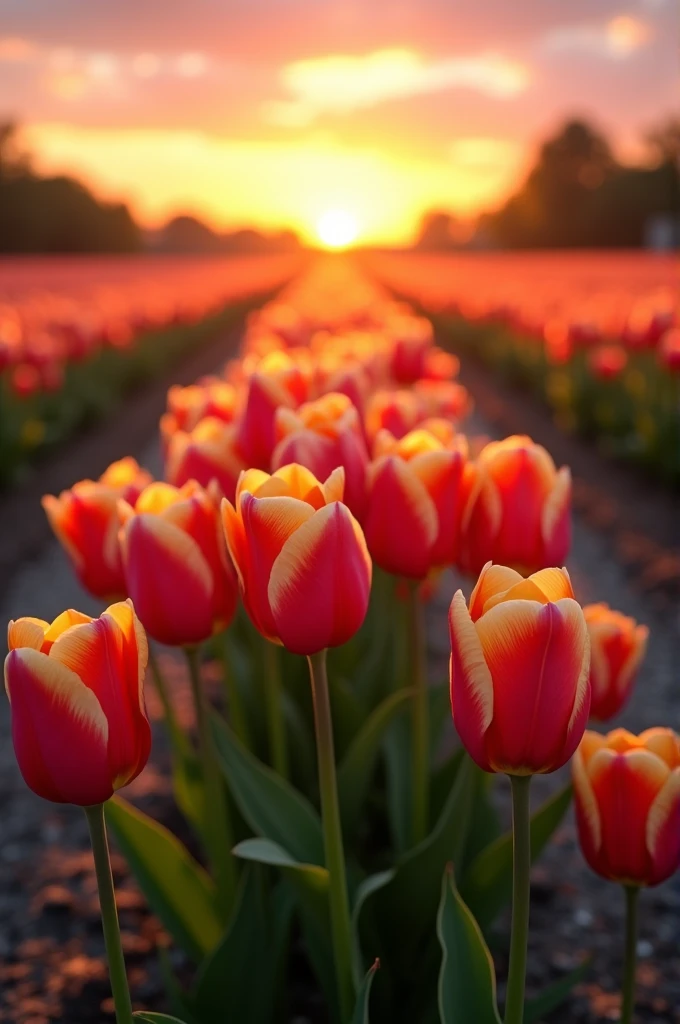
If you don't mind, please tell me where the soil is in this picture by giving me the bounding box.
[1,292,679,1023]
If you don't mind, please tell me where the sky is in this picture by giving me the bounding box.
[0,0,677,245]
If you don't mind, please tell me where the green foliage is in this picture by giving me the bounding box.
[437,868,501,1024]
[212,716,324,865]
[105,798,222,962]
[461,784,573,931]
[353,960,381,1024]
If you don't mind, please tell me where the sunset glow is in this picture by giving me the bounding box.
[316,209,360,249]
[1,1,676,244]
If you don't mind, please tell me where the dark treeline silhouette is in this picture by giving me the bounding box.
[417,117,680,251]
[0,124,301,255]
[148,215,301,254]
[0,123,142,253]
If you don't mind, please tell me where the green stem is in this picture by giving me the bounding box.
[407,581,429,846]
[217,629,251,747]
[84,804,133,1024]
[307,650,355,1020]
[621,885,639,1024]
[185,646,236,920]
[505,775,532,1024]
[263,639,289,779]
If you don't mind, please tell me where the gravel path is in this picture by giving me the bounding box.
[1,372,679,1022]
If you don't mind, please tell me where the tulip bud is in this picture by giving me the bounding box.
[363,427,467,577]
[573,728,680,886]
[458,435,571,576]
[120,481,238,646]
[235,371,298,469]
[272,393,369,519]
[5,601,151,805]
[584,604,649,722]
[449,563,590,774]
[165,417,247,503]
[42,458,152,599]
[221,463,372,655]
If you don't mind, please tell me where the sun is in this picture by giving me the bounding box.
[316,208,360,250]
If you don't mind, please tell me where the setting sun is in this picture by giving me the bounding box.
[316,209,360,249]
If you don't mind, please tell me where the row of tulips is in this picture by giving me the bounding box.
[0,254,301,485]
[364,251,680,483]
[5,255,677,1024]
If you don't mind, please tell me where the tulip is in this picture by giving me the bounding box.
[119,480,238,647]
[584,604,649,722]
[363,427,468,578]
[5,601,151,1023]
[573,727,680,1023]
[272,393,369,519]
[364,389,426,447]
[573,727,680,887]
[5,600,150,806]
[458,435,572,576]
[235,371,298,469]
[221,463,371,655]
[42,458,152,599]
[450,562,590,1024]
[165,416,247,503]
[450,562,590,775]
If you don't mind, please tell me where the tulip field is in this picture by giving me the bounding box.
[1,254,679,1024]
[0,254,302,487]
[365,251,680,484]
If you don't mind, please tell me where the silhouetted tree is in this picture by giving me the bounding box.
[0,122,141,253]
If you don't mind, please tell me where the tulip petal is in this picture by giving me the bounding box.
[43,609,93,648]
[364,456,438,578]
[640,728,680,769]
[322,466,346,505]
[121,514,215,645]
[268,502,372,655]
[49,607,151,787]
[572,745,602,852]
[476,598,589,773]
[589,748,668,883]
[542,466,571,564]
[4,647,112,805]
[8,617,49,652]
[468,563,523,621]
[448,589,494,771]
[239,493,316,638]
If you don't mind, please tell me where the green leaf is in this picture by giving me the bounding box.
[233,837,336,1014]
[233,838,329,921]
[351,870,395,987]
[338,689,412,837]
[461,783,573,931]
[524,959,591,1023]
[212,716,324,865]
[429,747,465,826]
[437,867,501,1024]
[384,710,413,855]
[133,1013,192,1023]
[352,959,381,1024]
[191,865,294,1023]
[106,797,222,962]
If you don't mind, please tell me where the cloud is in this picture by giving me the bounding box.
[262,48,531,126]
[0,36,37,61]
[541,15,652,59]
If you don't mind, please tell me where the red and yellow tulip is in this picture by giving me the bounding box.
[165,416,247,503]
[272,393,369,519]
[42,457,152,599]
[458,435,571,576]
[363,426,468,578]
[584,603,649,722]
[119,480,238,646]
[573,728,680,886]
[5,601,150,805]
[221,463,372,655]
[449,563,590,774]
